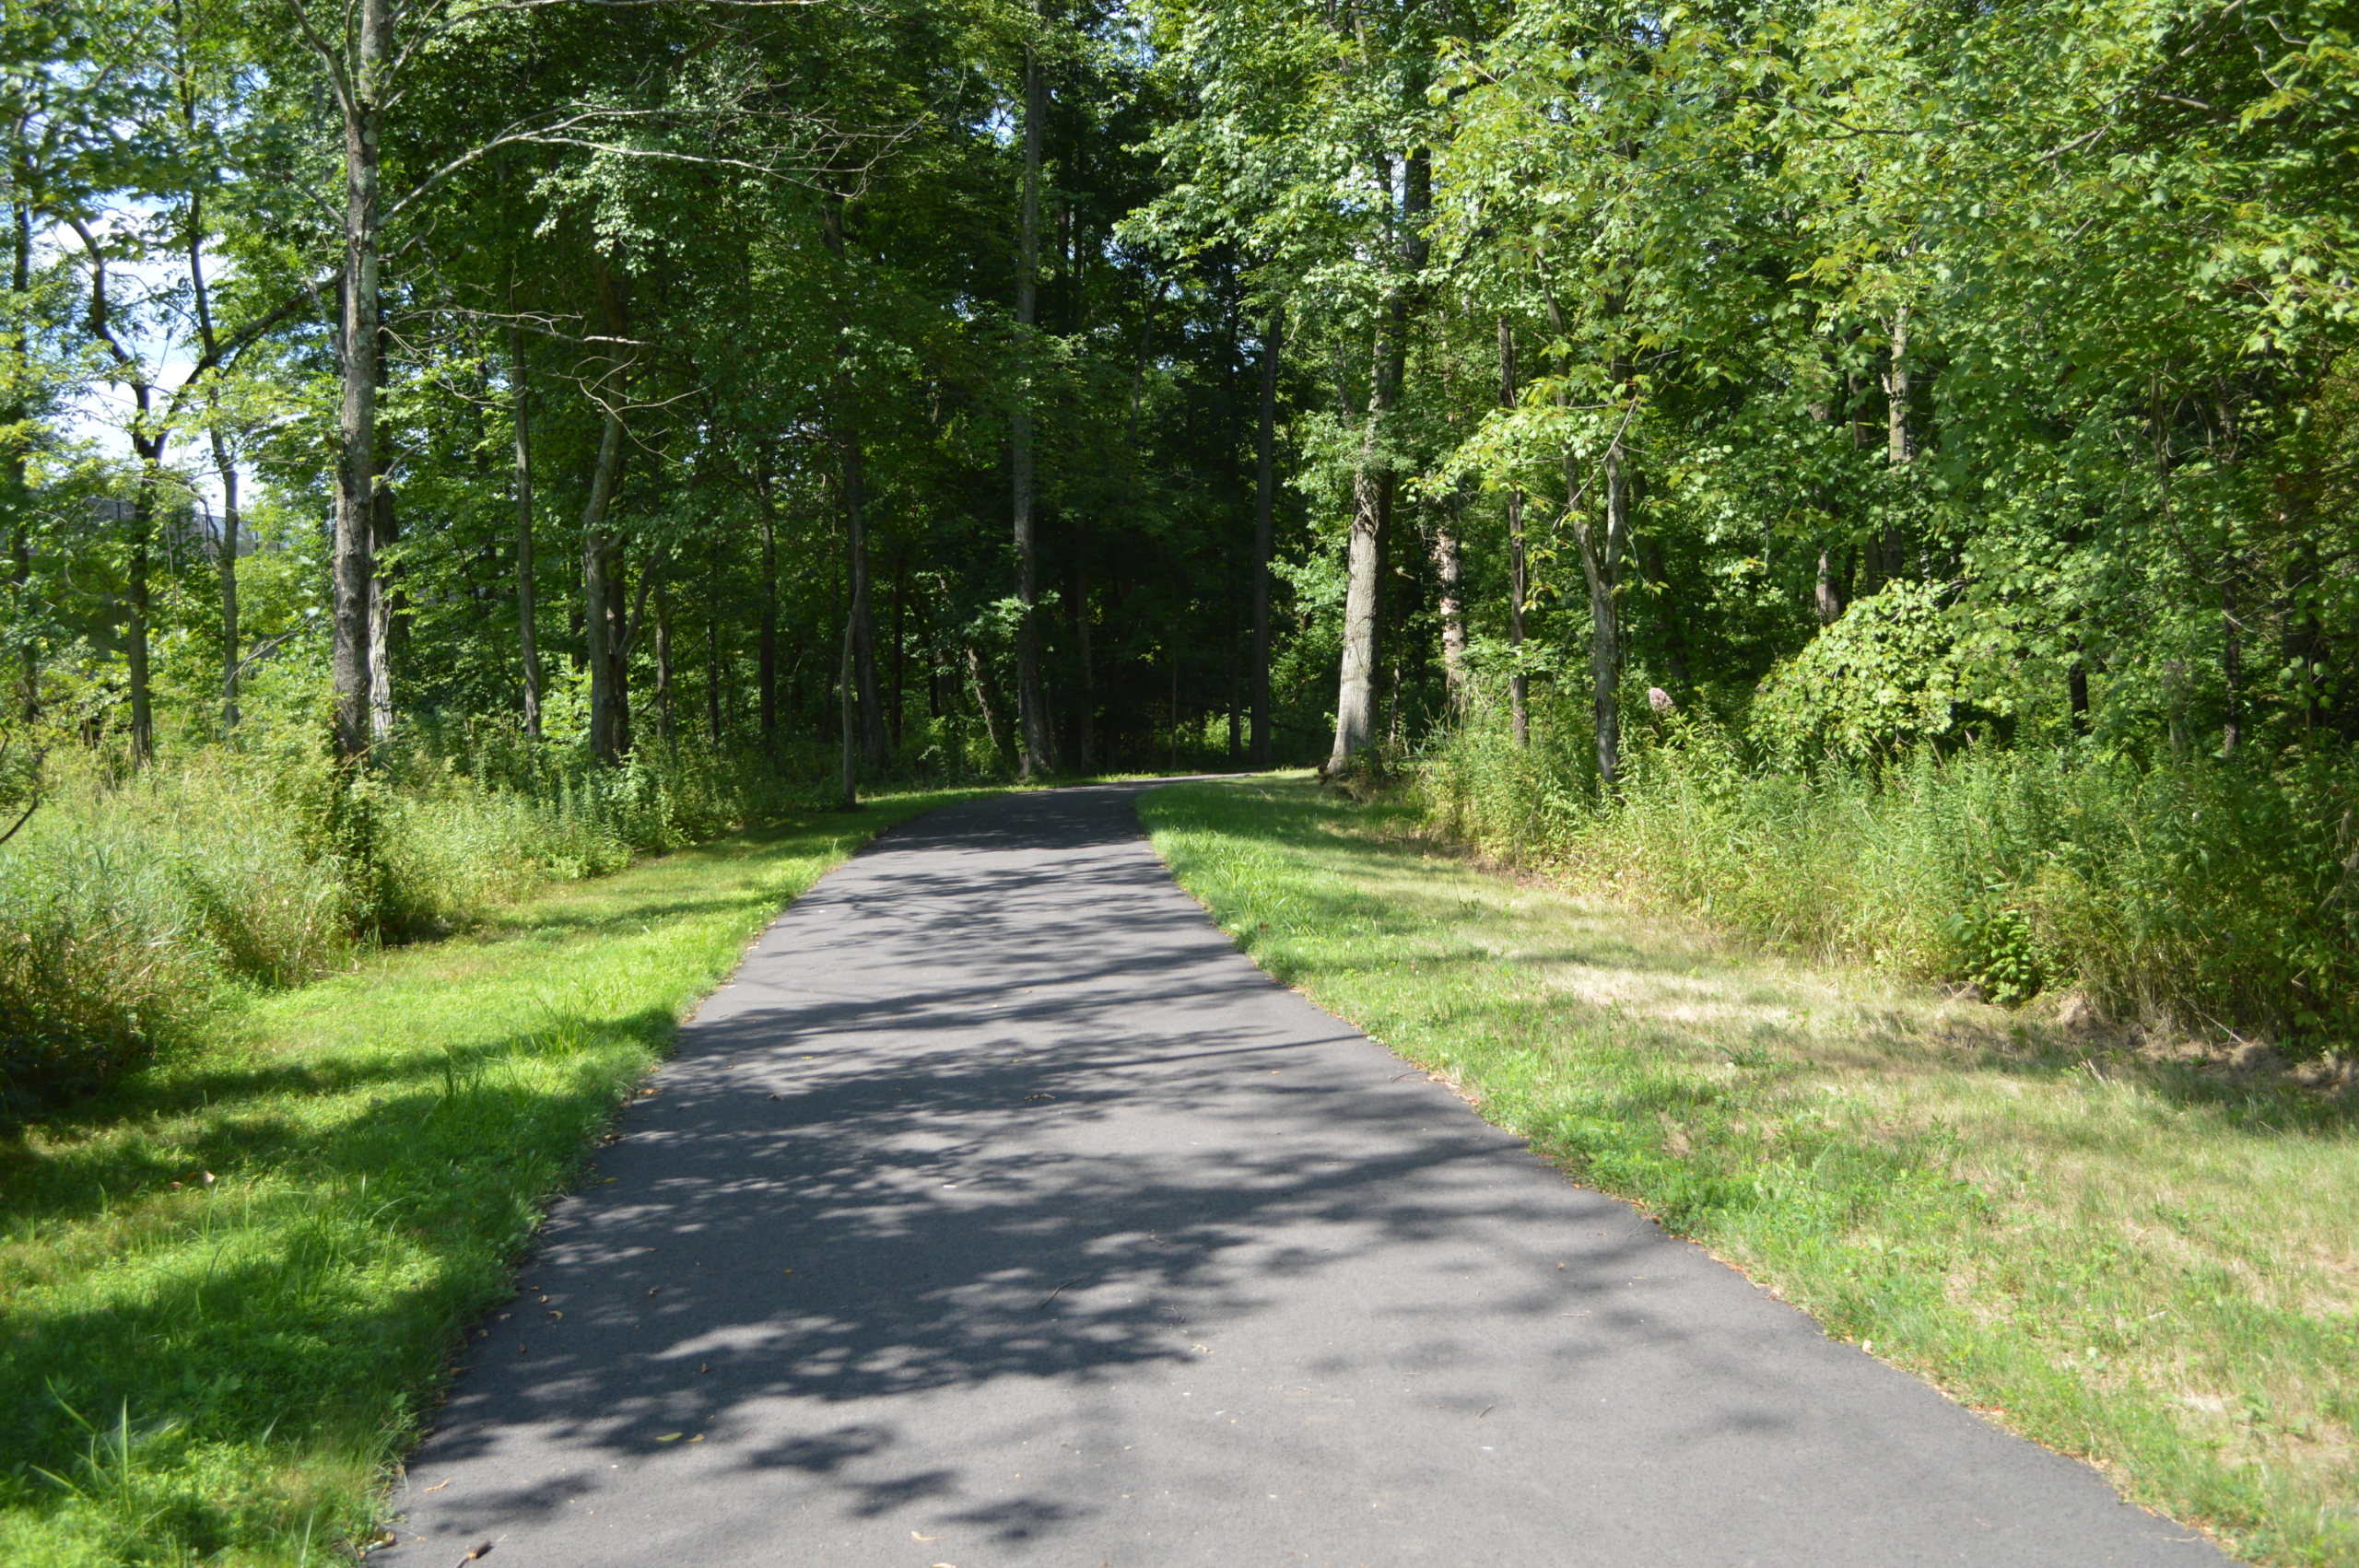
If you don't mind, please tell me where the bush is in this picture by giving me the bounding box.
[1415,698,2359,1050]
[0,727,851,1107]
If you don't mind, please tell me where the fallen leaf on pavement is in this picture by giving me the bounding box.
[655,1433,683,1443]
[455,1541,493,1565]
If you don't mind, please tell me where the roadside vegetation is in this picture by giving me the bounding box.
[1419,694,2359,1056]
[1145,775,2359,1568]
[0,789,976,1566]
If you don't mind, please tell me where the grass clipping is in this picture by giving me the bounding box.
[0,790,976,1567]
[1143,776,2359,1568]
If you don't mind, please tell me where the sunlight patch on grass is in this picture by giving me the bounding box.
[0,790,978,1566]
[1142,775,2359,1568]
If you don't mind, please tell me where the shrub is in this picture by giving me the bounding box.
[0,727,851,1106]
[1414,701,2359,1051]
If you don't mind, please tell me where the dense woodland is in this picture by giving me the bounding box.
[1,0,2355,1083]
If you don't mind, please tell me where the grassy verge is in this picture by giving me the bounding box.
[1141,775,2359,1568]
[0,789,979,1566]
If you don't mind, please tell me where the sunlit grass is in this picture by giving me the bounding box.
[0,789,981,1566]
[1144,775,2359,1568]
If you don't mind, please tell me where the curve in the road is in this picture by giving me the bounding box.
[381,782,2233,1568]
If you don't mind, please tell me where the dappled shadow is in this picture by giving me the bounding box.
[380,782,2226,1568]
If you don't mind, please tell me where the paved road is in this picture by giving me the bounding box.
[383,783,2232,1568]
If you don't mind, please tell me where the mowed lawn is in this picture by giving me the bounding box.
[1143,776,2359,1568]
[0,790,979,1567]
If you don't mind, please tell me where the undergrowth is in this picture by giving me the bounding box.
[1415,693,2359,1052]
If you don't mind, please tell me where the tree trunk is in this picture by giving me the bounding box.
[1071,548,1096,771]
[332,0,390,761]
[839,612,858,809]
[1500,315,1529,748]
[369,488,398,743]
[7,191,30,720]
[1590,392,1631,787]
[839,429,886,769]
[889,560,906,749]
[1878,303,1912,582]
[1433,475,1469,712]
[1012,36,1050,777]
[1327,151,1424,775]
[653,567,674,752]
[755,448,778,755]
[1226,598,1242,759]
[706,542,723,746]
[1814,548,1843,626]
[580,406,628,763]
[1250,307,1280,766]
[510,323,541,740]
[1553,295,1631,788]
[212,423,241,731]
[127,487,152,766]
[966,644,1007,766]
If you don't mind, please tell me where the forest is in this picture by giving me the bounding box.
[1,0,2354,1102]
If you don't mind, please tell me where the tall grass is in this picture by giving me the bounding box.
[1417,693,2359,1048]
[0,731,857,1108]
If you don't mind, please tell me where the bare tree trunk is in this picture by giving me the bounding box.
[580,407,628,762]
[839,613,858,808]
[653,573,674,752]
[127,488,152,766]
[510,323,540,740]
[369,488,398,743]
[1433,476,1468,712]
[1500,315,1529,748]
[331,0,390,761]
[1552,296,1631,788]
[1327,151,1425,775]
[1814,549,1843,625]
[1877,303,1912,582]
[706,542,722,746]
[889,560,906,749]
[211,422,241,731]
[1071,548,1096,771]
[967,644,1006,765]
[839,428,886,769]
[7,190,31,721]
[1591,390,1631,787]
[1250,307,1280,766]
[1884,302,1913,467]
[755,448,778,755]
[1012,35,1050,777]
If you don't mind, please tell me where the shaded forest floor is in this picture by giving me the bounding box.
[1143,774,2359,1568]
[0,788,986,1567]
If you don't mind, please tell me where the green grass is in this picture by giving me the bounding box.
[1142,774,2359,1568]
[0,789,980,1566]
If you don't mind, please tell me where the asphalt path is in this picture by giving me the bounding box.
[381,781,2234,1568]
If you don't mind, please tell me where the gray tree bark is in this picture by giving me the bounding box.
[1012,35,1050,776]
[1500,315,1529,748]
[329,0,390,760]
[1327,150,1426,776]
[1250,307,1281,766]
[369,489,398,743]
[580,406,628,762]
[510,323,540,740]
